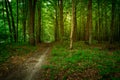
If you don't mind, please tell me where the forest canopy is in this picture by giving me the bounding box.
[0,0,120,47]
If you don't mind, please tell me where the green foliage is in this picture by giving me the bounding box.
[41,65,55,70]
[0,43,37,64]
[0,20,9,42]
[41,42,120,79]
[0,43,10,64]
[0,50,10,64]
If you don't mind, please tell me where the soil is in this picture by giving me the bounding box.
[0,43,52,80]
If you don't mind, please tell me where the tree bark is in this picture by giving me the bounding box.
[22,0,28,42]
[73,3,77,41]
[88,0,92,44]
[104,2,108,41]
[110,0,116,43]
[36,0,42,43]
[70,0,76,49]
[97,0,100,41]
[55,0,59,41]
[28,0,37,45]
[5,0,13,42]
[2,0,6,33]
[59,0,64,41]
[16,0,19,42]
[85,0,92,44]
[7,0,17,42]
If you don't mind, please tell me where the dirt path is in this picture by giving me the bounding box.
[0,43,51,80]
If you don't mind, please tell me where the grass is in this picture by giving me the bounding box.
[41,41,120,79]
[0,43,36,64]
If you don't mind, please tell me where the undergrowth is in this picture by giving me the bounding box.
[0,43,36,64]
[41,41,120,79]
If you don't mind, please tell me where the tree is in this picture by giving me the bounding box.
[28,0,37,45]
[88,0,92,44]
[7,0,17,42]
[85,0,92,44]
[73,0,77,41]
[70,0,76,49]
[21,0,28,42]
[5,0,13,42]
[36,0,42,43]
[110,0,116,43]
[16,0,18,42]
[1,0,120,44]
[54,0,59,41]
[59,0,64,41]
[2,0,6,32]
[97,0,100,41]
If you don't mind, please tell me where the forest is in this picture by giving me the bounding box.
[0,0,120,80]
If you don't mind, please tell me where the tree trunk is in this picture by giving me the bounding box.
[28,0,37,45]
[117,1,120,42]
[104,2,108,41]
[88,0,92,45]
[59,0,64,41]
[5,0,13,42]
[7,0,17,42]
[36,0,41,43]
[16,0,19,42]
[70,0,76,49]
[23,20,26,42]
[85,0,92,44]
[55,0,59,41]
[85,17,89,42]
[2,0,6,33]
[110,0,116,43]
[97,0,100,41]
[22,0,28,42]
[73,4,77,41]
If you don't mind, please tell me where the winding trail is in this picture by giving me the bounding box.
[25,48,49,80]
[4,44,51,80]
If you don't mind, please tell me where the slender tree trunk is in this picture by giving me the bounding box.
[23,20,26,42]
[7,0,17,42]
[55,8,59,41]
[22,0,27,42]
[5,0,13,42]
[55,0,59,41]
[88,0,92,44]
[118,13,120,42]
[59,0,64,41]
[36,0,41,43]
[2,0,6,33]
[83,14,86,41]
[70,0,76,49]
[101,3,104,41]
[85,10,89,41]
[95,20,98,40]
[104,2,108,41]
[119,11,120,42]
[110,0,116,43]
[73,4,77,41]
[97,0,100,41]
[85,0,92,44]
[16,0,18,42]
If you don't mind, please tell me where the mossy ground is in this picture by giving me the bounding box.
[40,41,120,80]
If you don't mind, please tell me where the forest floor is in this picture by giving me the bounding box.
[0,43,52,80]
[0,41,120,80]
[39,41,120,80]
